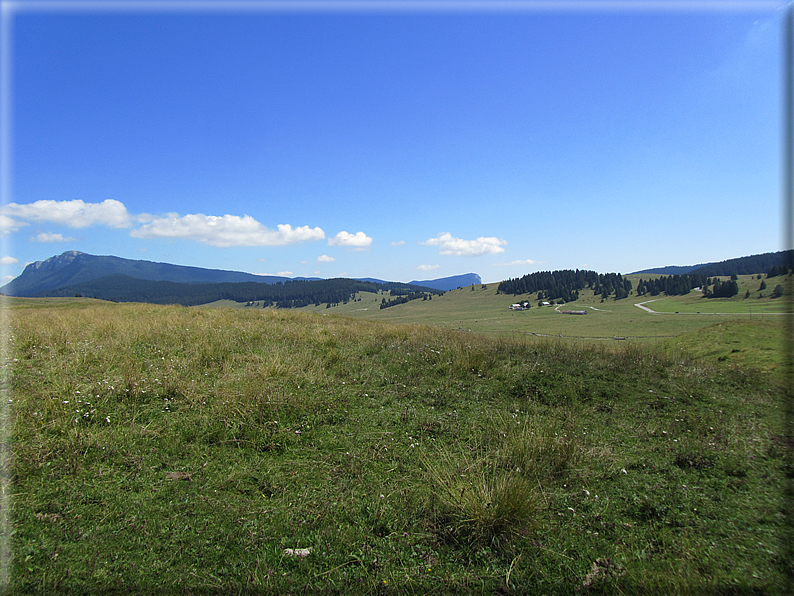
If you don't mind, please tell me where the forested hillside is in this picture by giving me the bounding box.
[631,250,793,277]
[692,250,793,277]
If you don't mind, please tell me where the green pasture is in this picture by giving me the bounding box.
[195,273,792,373]
[661,319,784,372]
[296,274,787,345]
[3,300,789,593]
[638,296,791,314]
[11,271,789,373]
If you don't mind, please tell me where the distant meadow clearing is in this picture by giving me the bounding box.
[3,297,790,594]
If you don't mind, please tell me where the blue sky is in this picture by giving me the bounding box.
[0,0,786,285]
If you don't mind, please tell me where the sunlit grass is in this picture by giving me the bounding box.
[285,274,792,357]
[5,300,787,593]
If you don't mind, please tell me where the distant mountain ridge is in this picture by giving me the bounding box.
[355,273,481,292]
[0,251,469,301]
[408,273,481,292]
[1,251,298,297]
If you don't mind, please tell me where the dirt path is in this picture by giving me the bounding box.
[634,299,662,313]
[634,299,787,316]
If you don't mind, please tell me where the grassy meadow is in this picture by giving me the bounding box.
[3,294,790,593]
[285,273,789,373]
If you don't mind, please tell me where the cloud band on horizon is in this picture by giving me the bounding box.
[3,199,132,229]
[131,213,325,247]
[1,199,327,248]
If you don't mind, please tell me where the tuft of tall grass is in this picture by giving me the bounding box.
[423,447,539,543]
[423,409,581,545]
[494,411,581,480]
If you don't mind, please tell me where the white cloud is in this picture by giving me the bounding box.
[317,254,336,263]
[422,232,506,256]
[3,199,132,228]
[416,264,441,271]
[495,259,542,266]
[31,232,78,243]
[130,213,325,247]
[0,256,18,265]
[277,271,293,277]
[329,230,373,249]
[391,240,405,246]
[135,213,158,224]
[0,215,27,235]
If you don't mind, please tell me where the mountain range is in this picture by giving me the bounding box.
[0,251,481,298]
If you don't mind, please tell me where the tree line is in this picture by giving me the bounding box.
[497,269,632,301]
[636,274,706,297]
[636,273,742,299]
[380,291,441,309]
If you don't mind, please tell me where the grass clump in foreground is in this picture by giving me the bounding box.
[5,300,789,594]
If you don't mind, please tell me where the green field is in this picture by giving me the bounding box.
[2,296,790,593]
[277,274,789,372]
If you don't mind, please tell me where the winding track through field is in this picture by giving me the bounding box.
[634,299,787,316]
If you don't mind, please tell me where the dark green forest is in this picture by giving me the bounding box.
[497,269,632,301]
[500,269,761,303]
[692,249,793,277]
[636,274,706,297]
[380,291,441,309]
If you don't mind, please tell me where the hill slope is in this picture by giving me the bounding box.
[631,250,792,276]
